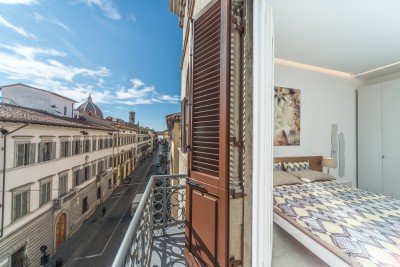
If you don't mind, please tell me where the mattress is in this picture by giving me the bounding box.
[273,181,400,267]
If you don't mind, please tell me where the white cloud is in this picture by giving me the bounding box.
[0,15,36,38]
[0,0,36,4]
[0,43,178,111]
[2,44,67,59]
[32,13,72,33]
[80,0,121,20]
[0,44,109,83]
[113,78,180,106]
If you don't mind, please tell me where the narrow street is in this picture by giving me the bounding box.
[52,145,161,267]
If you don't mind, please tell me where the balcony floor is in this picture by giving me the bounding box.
[151,232,187,267]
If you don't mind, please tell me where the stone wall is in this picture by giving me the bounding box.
[69,180,97,234]
[0,209,54,267]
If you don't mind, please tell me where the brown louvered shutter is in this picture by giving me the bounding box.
[185,0,230,266]
[189,0,226,182]
[181,97,188,152]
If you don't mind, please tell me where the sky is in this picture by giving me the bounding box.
[0,0,182,131]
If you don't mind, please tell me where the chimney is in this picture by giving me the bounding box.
[129,111,135,124]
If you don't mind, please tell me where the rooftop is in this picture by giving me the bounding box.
[0,103,115,131]
[1,83,78,103]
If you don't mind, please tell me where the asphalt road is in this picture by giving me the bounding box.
[52,145,161,267]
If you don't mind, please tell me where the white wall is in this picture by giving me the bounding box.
[2,84,75,117]
[274,62,362,183]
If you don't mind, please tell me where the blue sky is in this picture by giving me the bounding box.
[0,0,182,130]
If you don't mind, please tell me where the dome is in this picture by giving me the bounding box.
[76,95,103,118]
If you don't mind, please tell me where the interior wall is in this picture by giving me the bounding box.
[274,62,362,183]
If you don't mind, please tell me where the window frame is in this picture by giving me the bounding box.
[15,141,34,167]
[58,172,68,197]
[82,196,88,214]
[11,185,31,222]
[39,177,52,207]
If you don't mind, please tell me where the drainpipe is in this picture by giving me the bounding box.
[1,123,29,238]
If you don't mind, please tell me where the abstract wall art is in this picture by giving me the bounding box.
[274,86,301,146]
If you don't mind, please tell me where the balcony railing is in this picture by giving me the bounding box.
[113,174,187,267]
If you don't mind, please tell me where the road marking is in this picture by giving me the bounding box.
[100,185,141,255]
[73,184,142,261]
[75,254,101,260]
[72,150,158,262]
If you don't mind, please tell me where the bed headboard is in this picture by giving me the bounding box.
[274,156,323,172]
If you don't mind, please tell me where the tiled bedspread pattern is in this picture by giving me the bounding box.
[274,182,400,267]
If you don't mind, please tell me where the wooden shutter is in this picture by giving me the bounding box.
[185,0,230,266]
[16,144,23,167]
[181,97,188,152]
[38,143,44,162]
[29,143,36,164]
[189,0,228,183]
[51,142,56,160]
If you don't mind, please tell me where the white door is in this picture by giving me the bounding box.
[358,84,382,193]
[382,79,400,199]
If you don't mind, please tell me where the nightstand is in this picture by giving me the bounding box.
[335,179,353,188]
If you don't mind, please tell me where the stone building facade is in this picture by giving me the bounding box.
[0,89,151,266]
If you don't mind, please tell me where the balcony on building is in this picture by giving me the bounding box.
[113,174,187,267]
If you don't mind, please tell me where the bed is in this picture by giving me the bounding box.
[273,156,400,267]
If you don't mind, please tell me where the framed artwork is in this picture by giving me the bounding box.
[274,86,301,146]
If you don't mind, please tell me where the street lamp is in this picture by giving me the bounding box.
[40,245,50,266]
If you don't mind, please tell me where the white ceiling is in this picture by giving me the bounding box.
[272,0,400,76]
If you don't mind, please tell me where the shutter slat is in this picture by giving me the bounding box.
[192,56,220,76]
[194,9,220,38]
[192,81,220,95]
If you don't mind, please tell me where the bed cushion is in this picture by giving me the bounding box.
[282,161,311,172]
[291,170,336,182]
[273,171,303,187]
[273,162,283,171]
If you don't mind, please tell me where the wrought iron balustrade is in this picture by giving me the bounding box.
[113,174,187,267]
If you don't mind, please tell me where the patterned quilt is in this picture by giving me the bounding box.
[274,181,400,267]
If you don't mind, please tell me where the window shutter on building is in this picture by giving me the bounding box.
[38,143,44,163]
[181,97,188,152]
[51,142,56,160]
[61,142,65,157]
[16,144,23,167]
[189,0,227,180]
[185,0,230,266]
[29,143,36,164]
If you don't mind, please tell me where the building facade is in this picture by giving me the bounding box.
[0,104,116,267]
[165,112,181,174]
[0,88,153,266]
[1,84,77,118]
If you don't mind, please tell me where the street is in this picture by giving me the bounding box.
[52,145,161,267]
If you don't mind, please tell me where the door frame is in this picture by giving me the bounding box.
[252,0,274,266]
[55,212,67,250]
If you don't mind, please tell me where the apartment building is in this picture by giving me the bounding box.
[0,103,116,267]
[1,83,77,118]
[112,121,138,185]
[165,112,181,174]
[0,86,152,266]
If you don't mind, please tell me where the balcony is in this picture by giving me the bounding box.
[113,174,187,267]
